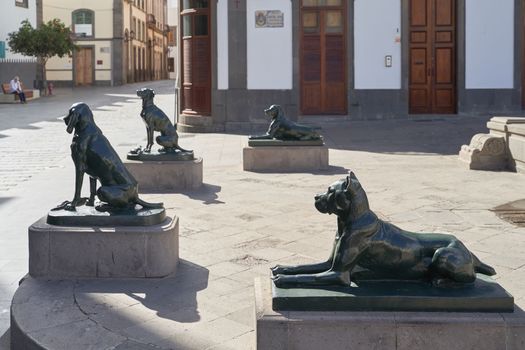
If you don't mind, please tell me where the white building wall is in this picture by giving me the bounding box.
[354,0,401,90]
[466,0,514,89]
[217,0,228,90]
[0,0,37,60]
[246,0,292,90]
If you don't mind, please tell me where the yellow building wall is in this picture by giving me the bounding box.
[96,70,111,81]
[47,71,73,81]
[44,0,114,38]
[43,1,117,83]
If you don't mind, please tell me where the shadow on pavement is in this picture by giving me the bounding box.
[322,116,492,155]
[180,183,224,205]
[141,183,224,205]
[75,260,209,324]
[0,198,14,209]
[243,165,349,176]
[0,328,9,350]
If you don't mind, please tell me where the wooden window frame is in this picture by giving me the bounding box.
[72,9,95,38]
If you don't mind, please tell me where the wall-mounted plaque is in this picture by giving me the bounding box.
[255,10,284,28]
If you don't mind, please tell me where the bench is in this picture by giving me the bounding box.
[0,83,39,103]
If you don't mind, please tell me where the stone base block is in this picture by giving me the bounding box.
[125,158,203,191]
[255,278,525,350]
[507,124,525,174]
[29,215,179,278]
[458,134,507,170]
[177,114,215,133]
[243,145,329,172]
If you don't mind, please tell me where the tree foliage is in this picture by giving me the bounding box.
[8,19,76,62]
[8,19,76,82]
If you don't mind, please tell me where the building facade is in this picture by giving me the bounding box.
[167,0,179,80]
[0,0,41,87]
[177,0,525,132]
[44,0,168,87]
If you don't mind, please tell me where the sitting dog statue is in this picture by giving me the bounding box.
[135,88,192,154]
[249,104,322,141]
[53,102,163,212]
[271,172,496,288]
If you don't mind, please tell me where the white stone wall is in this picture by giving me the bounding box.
[354,0,401,90]
[466,0,514,89]
[246,0,292,90]
[217,0,228,90]
[0,0,38,60]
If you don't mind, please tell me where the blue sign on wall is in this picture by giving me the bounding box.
[0,41,5,59]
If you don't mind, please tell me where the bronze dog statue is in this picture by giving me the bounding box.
[135,88,192,154]
[249,104,321,141]
[53,102,163,211]
[271,172,496,288]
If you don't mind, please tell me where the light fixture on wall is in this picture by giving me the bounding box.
[124,29,136,42]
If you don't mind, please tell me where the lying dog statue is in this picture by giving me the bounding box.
[53,102,163,212]
[272,172,496,288]
[135,88,192,154]
[249,104,321,141]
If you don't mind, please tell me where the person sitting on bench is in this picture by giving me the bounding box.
[9,76,26,104]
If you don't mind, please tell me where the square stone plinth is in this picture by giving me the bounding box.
[243,145,329,172]
[272,274,513,312]
[255,278,525,350]
[29,215,179,278]
[125,158,203,191]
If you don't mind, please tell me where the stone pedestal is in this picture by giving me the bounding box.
[463,116,525,173]
[29,215,179,278]
[255,278,525,350]
[243,144,329,172]
[458,134,507,170]
[177,114,215,133]
[125,157,203,191]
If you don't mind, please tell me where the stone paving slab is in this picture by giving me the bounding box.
[1,81,525,348]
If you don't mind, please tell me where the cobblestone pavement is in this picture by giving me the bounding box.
[1,81,524,348]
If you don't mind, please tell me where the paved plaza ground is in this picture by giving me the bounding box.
[0,81,524,349]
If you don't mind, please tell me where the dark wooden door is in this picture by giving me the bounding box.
[300,1,346,115]
[409,0,456,114]
[180,0,211,116]
[75,47,93,86]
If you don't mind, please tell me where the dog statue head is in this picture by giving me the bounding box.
[314,172,367,217]
[264,105,283,120]
[64,102,94,134]
[136,88,155,101]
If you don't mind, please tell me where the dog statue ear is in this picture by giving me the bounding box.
[345,175,356,196]
[66,111,78,134]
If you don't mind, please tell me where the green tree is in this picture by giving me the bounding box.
[8,19,76,88]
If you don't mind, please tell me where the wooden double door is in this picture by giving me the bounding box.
[409,0,456,114]
[300,1,347,115]
[75,47,93,86]
[180,0,211,116]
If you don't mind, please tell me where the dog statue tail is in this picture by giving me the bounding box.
[176,145,193,153]
[472,254,496,276]
[136,197,164,209]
